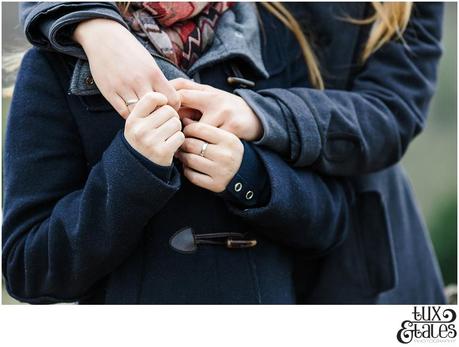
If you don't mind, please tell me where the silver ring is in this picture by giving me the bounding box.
[125,99,139,107]
[200,142,208,157]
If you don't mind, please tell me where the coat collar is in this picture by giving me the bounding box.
[69,2,267,96]
[187,2,268,78]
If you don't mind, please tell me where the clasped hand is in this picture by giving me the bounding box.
[124,79,263,193]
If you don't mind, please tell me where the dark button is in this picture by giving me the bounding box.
[324,133,362,163]
[85,76,95,86]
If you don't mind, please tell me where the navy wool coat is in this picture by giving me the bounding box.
[3,2,446,304]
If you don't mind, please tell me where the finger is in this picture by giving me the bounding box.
[180,137,218,161]
[183,122,231,144]
[155,116,182,142]
[177,89,212,112]
[164,130,185,150]
[199,111,223,128]
[182,117,197,127]
[176,152,215,176]
[144,105,179,129]
[129,92,168,119]
[119,87,140,114]
[170,78,212,92]
[134,83,154,101]
[182,166,214,190]
[151,72,181,110]
[111,93,131,119]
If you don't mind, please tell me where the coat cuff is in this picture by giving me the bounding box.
[109,130,181,199]
[218,141,270,208]
[236,88,322,166]
[235,88,290,157]
[120,133,174,183]
[25,4,127,59]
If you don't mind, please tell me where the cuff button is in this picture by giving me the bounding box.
[234,182,243,192]
[85,76,95,86]
[245,191,254,200]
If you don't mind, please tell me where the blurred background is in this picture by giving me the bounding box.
[2,2,457,304]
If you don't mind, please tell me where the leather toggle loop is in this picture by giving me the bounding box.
[169,227,257,254]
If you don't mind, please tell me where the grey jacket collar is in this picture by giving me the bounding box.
[69,2,267,96]
[187,2,268,78]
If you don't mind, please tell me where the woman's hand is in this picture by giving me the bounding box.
[124,92,185,166]
[170,78,263,141]
[176,122,244,193]
[73,18,180,118]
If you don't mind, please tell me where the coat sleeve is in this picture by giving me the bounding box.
[224,146,353,253]
[2,49,181,303]
[237,3,444,175]
[20,2,126,59]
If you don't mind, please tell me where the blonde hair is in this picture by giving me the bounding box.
[3,2,413,97]
[262,2,413,89]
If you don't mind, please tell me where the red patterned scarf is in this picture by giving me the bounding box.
[119,2,234,71]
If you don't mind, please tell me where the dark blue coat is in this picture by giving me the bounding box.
[4,2,445,304]
[4,4,354,304]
